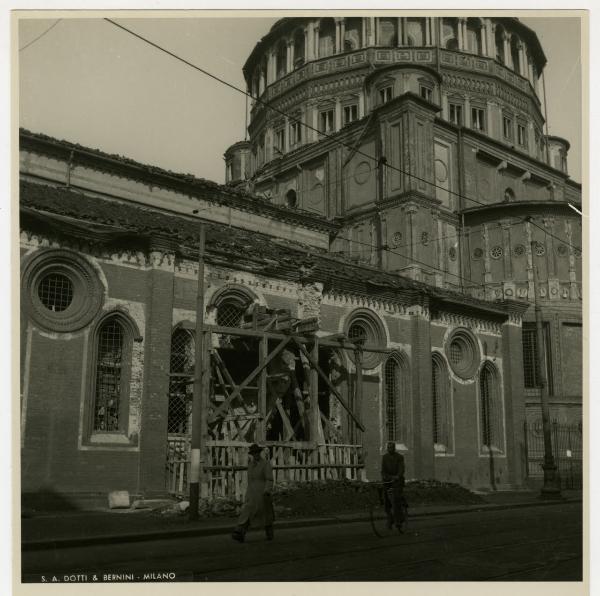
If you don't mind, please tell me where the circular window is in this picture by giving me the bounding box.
[448,246,457,261]
[445,328,480,379]
[38,273,74,312]
[513,244,525,257]
[534,242,546,257]
[472,247,483,260]
[345,309,386,369]
[22,249,104,333]
[490,245,503,259]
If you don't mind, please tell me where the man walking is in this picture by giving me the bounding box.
[381,441,405,532]
[232,444,275,542]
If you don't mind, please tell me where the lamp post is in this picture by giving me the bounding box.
[189,223,206,520]
[530,240,561,498]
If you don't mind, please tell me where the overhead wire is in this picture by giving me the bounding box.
[103,17,582,270]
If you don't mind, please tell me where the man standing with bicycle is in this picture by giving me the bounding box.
[381,441,405,532]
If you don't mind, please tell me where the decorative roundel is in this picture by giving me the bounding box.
[513,244,526,257]
[21,249,104,333]
[353,161,371,185]
[472,247,484,260]
[434,159,448,183]
[421,232,429,246]
[574,247,582,258]
[445,328,481,380]
[556,244,568,257]
[392,232,402,246]
[490,245,504,260]
[534,242,546,257]
[448,246,457,261]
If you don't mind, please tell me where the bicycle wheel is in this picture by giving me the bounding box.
[368,484,396,538]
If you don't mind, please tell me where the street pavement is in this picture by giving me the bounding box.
[21,500,582,582]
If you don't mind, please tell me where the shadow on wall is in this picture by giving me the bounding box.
[22,487,110,514]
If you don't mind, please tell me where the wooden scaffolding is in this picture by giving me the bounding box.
[166,304,374,500]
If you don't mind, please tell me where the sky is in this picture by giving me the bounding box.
[18,14,583,185]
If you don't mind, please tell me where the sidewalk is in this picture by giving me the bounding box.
[21,489,582,551]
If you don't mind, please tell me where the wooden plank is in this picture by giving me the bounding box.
[293,338,365,432]
[212,350,249,414]
[209,337,290,423]
[258,336,268,441]
[275,400,296,441]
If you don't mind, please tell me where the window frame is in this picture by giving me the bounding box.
[343,103,359,126]
[319,108,335,135]
[478,362,506,455]
[502,113,514,142]
[432,352,454,456]
[378,85,393,105]
[449,102,463,126]
[419,84,433,102]
[517,122,528,148]
[85,310,141,446]
[471,106,486,132]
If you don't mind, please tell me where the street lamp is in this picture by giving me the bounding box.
[530,239,561,498]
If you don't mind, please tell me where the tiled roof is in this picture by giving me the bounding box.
[20,179,520,320]
[19,128,338,234]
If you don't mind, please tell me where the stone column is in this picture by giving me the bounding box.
[486,100,494,135]
[457,18,464,50]
[397,17,403,46]
[369,17,376,45]
[335,97,342,131]
[358,91,365,118]
[287,40,294,71]
[518,43,525,76]
[339,18,346,51]
[408,301,435,479]
[314,25,320,59]
[307,22,315,61]
[501,317,527,488]
[441,90,449,120]
[503,34,510,67]
[140,248,176,496]
[425,17,432,45]
[464,96,471,128]
[335,20,340,54]
[481,21,488,56]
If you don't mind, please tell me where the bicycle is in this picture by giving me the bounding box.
[368,480,408,538]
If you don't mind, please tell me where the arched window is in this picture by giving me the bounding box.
[344,17,362,51]
[406,18,426,46]
[442,18,459,50]
[384,354,410,445]
[276,42,287,79]
[378,18,397,46]
[510,36,521,74]
[286,189,297,209]
[293,29,305,68]
[318,18,336,58]
[479,363,505,452]
[212,287,255,328]
[466,18,483,55]
[346,309,387,369]
[168,327,194,435]
[432,353,453,452]
[92,315,133,432]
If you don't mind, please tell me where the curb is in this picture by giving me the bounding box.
[22,497,581,551]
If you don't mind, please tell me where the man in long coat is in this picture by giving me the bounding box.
[232,444,275,542]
